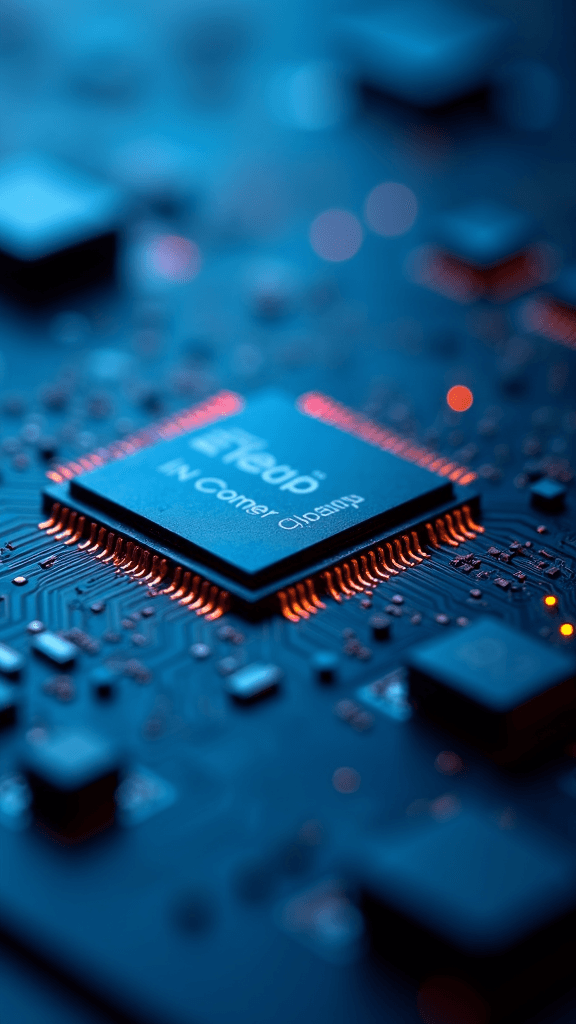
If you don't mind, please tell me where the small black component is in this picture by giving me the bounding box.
[311,650,338,683]
[0,153,123,303]
[38,556,57,569]
[50,392,460,613]
[21,728,121,841]
[407,616,576,763]
[89,666,118,700]
[530,477,567,514]
[0,681,17,728]
[369,614,391,640]
[356,809,576,1019]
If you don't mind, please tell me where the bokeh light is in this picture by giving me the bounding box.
[544,595,558,608]
[147,234,201,282]
[446,385,474,412]
[434,751,463,776]
[364,181,418,237]
[332,766,361,793]
[309,209,363,262]
[560,623,574,637]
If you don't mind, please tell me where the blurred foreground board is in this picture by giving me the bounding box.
[355,809,576,1021]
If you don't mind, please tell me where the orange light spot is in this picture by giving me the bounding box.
[544,595,558,607]
[560,623,574,637]
[446,385,473,412]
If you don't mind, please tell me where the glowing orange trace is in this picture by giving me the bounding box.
[447,385,474,412]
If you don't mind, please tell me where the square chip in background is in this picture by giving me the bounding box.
[360,809,576,955]
[356,809,576,1019]
[0,153,124,302]
[65,392,453,595]
[407,617,576,762]
[335,0,511,108]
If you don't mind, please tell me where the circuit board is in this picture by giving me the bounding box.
[1,2,576,1023]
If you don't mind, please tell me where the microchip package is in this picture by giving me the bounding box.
[43,392,476,615]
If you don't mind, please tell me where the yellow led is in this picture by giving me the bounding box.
[560,623,574,638]
[544,595,558,607]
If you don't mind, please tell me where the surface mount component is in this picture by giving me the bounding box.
[407,616,576,763]
[43,391,478,617]
[0,153,124,302]
[0,643,24,676]
[32,631,77,666]
[224,662,282,702]
[356,809,576,1021]
[20,728,121,843]
[335,0,511,108]
[428,199,547,300]
[530,477,567,513]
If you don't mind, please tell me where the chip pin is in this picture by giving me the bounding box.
[189,579,211,612]
[38,503,61,531]
[78,521,98,550]
[279,590,301,621]
[369,549,390,580]
[64,516,85,546]
[453,508,476,540]
[425,522,441,549]
[444,512,466,543]
[385,542,406,572]
[435,517,459,547]
[46,506,69,535]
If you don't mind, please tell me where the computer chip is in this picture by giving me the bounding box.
[358,809,576,955]
[0,153,124,303]
[355,808,576,1019]
[407,616,576,762]
[420,200,548,302]
[335,0,511,108]
[42,392,480,618]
